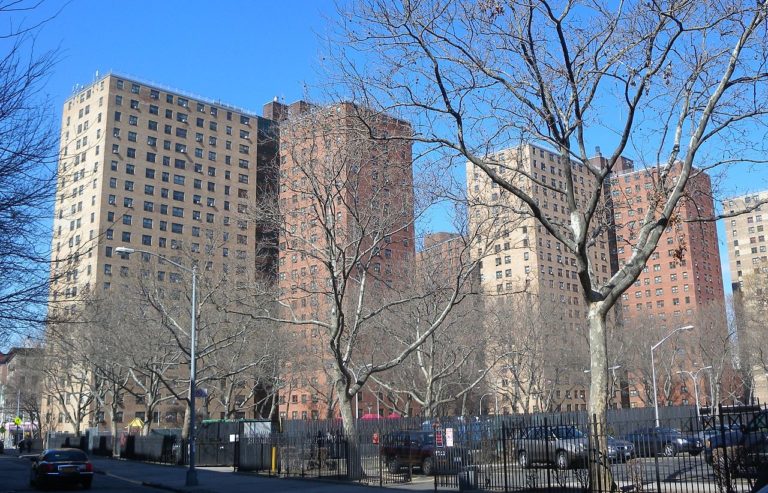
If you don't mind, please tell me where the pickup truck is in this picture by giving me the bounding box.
[705,410,768,477]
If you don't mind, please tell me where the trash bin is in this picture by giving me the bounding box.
[458,466,478,491]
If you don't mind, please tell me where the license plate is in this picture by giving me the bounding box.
[60,466,78,473]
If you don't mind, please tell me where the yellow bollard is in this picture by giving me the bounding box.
[271,446,277,473]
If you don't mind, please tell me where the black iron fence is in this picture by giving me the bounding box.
[112,404,768,492]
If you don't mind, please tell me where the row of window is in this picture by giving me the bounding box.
[114,78,252,125]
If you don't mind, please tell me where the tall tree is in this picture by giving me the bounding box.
[0,2,59,344]
[247,102,480,476]
[335,1,768,487]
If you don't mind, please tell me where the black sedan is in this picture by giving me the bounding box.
[29,448,94,489]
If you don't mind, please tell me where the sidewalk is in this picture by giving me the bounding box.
[91,457,438,493]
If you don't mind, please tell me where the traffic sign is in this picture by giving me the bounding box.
[13,416,22,426]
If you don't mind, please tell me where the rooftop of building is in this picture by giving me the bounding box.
[66,71,263,118]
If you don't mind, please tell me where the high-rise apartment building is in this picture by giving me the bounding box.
[466,144,616,413]
[263,100,415,420]
[722,190,768,402]
[48,74,277,432]
[610,162,725,407]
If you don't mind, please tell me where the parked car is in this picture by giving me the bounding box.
[515,425,588,470]
[607,435,635,462]
[29,448,94,490]
[623,427,703,457]
[705,410,768,476]
[380,430,470,475]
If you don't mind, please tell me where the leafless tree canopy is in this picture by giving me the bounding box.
[334,0,768,485]
[0,3,59,344]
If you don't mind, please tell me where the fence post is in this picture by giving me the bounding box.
[544,416,551,493]
[502,420,509,493]
[590,414,599,493]
[718,403,732,493]
[653,428,662,493]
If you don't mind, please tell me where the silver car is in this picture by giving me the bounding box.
[515,425,588,469]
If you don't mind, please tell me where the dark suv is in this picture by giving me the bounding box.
[380,430,469,475]
[706,410,768,476]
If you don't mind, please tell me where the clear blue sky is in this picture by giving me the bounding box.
[14,0,768,298]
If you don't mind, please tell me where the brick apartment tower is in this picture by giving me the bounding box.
[264,100,415,420]
[722,190,768,402]
[466,144,617,413]
[48,74,277,433]
[609,160,726,408]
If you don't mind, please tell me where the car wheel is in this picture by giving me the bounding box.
[82,478,93,490]
[662,443,677,457]
[422,457,434,476]
[555,451,570,470]
[388,457,401,474]
[518,450,530,469]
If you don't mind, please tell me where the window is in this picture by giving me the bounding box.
[131,83,140,94]
[143,218,153,228]
[128,115,138,126]
[172,207,184,217]
[173,190,185,201]
[173,175,185,185]
[171,223,183,233]
[149,104,159,115]
[121,231,131,242]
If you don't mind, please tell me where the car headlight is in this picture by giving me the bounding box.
[608,446,615,454]
[435,450,446,456]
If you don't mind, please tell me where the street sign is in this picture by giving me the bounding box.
[445,428,454,447]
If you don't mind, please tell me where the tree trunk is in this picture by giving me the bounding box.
[587,304,616,492]
[336,380,364,479]
[181,405,190,440]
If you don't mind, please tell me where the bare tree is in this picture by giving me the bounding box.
[0,2,60,344]
[335,1,768,485]
[490,294,591,413]
[246,102,480,476]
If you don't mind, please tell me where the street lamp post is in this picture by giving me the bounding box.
[115,247,199,486]
[651,325,693,427]
[479,393,498,416]
[677,366,713,417]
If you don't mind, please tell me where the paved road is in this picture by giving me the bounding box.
[0,449,434,493]
[0,452,158,493]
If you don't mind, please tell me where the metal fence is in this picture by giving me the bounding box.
[112,404,768,492]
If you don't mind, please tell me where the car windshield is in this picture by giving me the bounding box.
[553,427,583,439]
[44,450,87,462]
